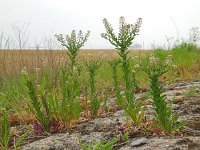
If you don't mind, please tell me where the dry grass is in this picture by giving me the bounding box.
[0,49,151,81]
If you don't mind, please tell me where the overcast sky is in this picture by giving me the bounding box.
[0,0,200,49]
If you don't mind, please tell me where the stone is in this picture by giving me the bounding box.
[130,138,147,147]
[188,143,200,150]
[21,81,200,150]
[178,82,188,87]
[195,88,200,93]
[173,96,184,104]
[175,92,183,96]
[174,86,186,90]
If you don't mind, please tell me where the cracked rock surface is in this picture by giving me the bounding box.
[22,81,200,150]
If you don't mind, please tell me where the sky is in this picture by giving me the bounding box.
[0,0,200,49]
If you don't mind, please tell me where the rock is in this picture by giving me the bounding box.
[195,88,200,93]
[188,143,200,150]
[119,137,200,150]
[175,92,183,96]
[140,98,151,105]
[192,107,200,114]
[163,85,175,90]
[22,133,81,150]
[173,96,184,104]
[164,90,184,97]
[176,138,193,145]
[22,132,107,150]
[172,104,180,110]
[21,81,200,150]
[174,86,186,90]
[130,138,147,147]
[178,82,188,87]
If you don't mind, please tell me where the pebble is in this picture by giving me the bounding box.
[178,82,188,86]
[130,138,147,147]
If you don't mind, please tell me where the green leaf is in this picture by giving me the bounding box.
[101,138,118,150]
[15,130,30,148]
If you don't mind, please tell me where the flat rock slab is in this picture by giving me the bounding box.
[21,81,200,150]
[22,132,105,150]
[22,135,200,150]
[120,136,200,150]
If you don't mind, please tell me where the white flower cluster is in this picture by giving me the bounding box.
[101,16,142,49]
[66,30,77,44]
[21,66,28,75]
[72,66,78,74]
[42,61,47,67]
[55,30,90,51]
[101,18,114,40]
[35,67,40,72]
[165,55,173,66]
[149,55,160,65]
[119,17,142,38]
[98,51,108,59]
[20,67,29,80]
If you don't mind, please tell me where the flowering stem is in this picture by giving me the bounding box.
[141,55,185,133]
[102,17,144,125]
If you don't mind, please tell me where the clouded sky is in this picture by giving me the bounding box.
[0,0,200,49]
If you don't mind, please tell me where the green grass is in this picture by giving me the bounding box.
[78,138,118,150]
[0,40,199,138]
[0,45,200,112]
[0,17,199,148]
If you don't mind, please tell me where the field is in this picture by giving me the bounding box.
[0,45,200,149]
[0,49,153,94]
[0,49,150,78]
[0,0,200,146]
[1,26,200,149]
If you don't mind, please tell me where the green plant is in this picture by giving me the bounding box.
[55,30,90,70]
[38,67,52,94]
[171,42,200,80]
[26,77,52,132]
[57,66,82,126]
[78,138,118,150]
[183,86,199,97]
[83,79,89,110]
[172,42,200,67]
[24,67,63,133]
[86,60,101,116]
[0,110,9,150]
[0,110,29,150]
[153,49,171,62]
[55,29,90,125]
[13,131,29,149]
[108,59,123,105]
[140,55,185,133]
[101,16,144,125]
[0,69,28,111]
[121,131,129,142]
[102,88,108,110]
[24,66,57,132]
